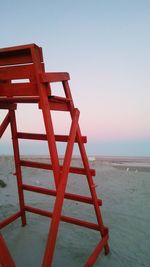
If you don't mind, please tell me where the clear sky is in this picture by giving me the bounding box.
[0,0,150,156]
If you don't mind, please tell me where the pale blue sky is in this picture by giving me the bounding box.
[0,0,150,156]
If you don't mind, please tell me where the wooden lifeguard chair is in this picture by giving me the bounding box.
[0,44,109,267]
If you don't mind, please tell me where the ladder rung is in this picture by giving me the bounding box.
[0,211,21,229]
[20,160,95,176]
[48,96,71,102]
[25,205,100,231]
[17,132,87,143]
[39,96,71,111]
[48,101,69,111]
[48,95,71,111]
[22,184,102,206]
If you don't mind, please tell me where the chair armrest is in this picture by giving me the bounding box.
[40,72,70,83]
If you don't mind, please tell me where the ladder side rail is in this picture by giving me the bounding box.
[9,109,26,226]
[62,80,110,255]
[42,108,80,267]
[39,89,60,188]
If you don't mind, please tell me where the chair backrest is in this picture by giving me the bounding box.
[0,44,44,97]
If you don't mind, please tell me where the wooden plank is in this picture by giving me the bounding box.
[0,211,21,230]
[20,160,95,176]
[22,184,101,205]
[41,72,70,83]
[0,43,43,66]
[0,49,32,66]
[0,97,70,109]
[0,64,34,81]
[48,95,71,102]
[49,101,69,111]
[17,132,87,143]
[0,97,39,103]
[0,43,38,54]
[0,112,10,138]
[0,103,16,109]
[25,205,100,231]
[0,83,38,96]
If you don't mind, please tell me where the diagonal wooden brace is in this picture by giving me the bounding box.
[0,112,10,138]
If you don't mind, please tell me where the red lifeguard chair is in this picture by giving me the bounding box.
[0,44,109,266]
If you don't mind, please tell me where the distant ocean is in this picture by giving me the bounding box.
[24,155,150,163]
[1,154,150,163]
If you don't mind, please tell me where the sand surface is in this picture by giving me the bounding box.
[0,156,150,267]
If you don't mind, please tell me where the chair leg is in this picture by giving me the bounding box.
[0,233,16,267]
[9,110,26,226]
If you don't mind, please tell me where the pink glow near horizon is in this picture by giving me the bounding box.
[0,98,150,144]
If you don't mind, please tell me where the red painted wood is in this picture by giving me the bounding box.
[42,108,80,266]
[48,101,70,111]
[17,132,87,143]
[0,43,43,66]
[0,96,39,103]
[62,80,110,255]
[25,205,100,231]
[41,72,70,82]
[0,97,70,110]
[84,234,109,267]
[0,64,34,80]
[22,184,101,205]
[0,233,16,267]
[0,83,38,96]
[0,112,10,138]
[0,212,21,229]
[20,159,95,176]
[48,95,71,102]
[9,110,26,226]
[30,45,60,188]
[0,103,16,109]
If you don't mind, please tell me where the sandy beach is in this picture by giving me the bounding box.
[0,156,150,267]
